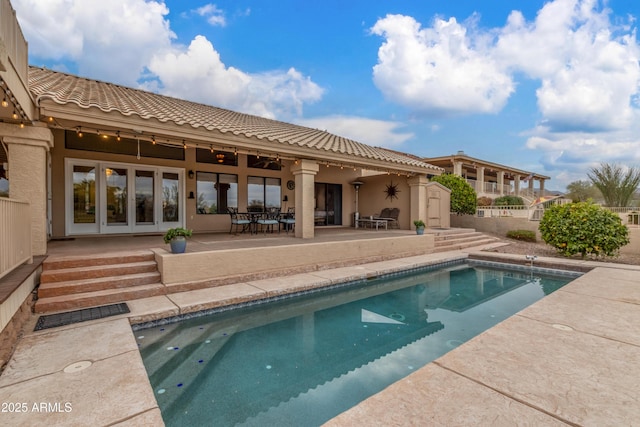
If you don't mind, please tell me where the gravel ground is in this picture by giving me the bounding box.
[483,233,640,266]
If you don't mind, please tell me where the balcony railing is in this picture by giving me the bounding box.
[0,197,32,280]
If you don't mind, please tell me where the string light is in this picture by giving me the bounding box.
[1,97,8,108]
[116,131,121,141]
[76,126,83,137]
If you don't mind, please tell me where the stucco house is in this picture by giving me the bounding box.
[0,0,445,281]
[425,150,551,203]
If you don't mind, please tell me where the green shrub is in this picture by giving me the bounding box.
[539,202,629,258]
[163,227,193,244]
[477,196,493,207]
[494,195,524,206]
[430,174,477,215]
[506,230,537,242]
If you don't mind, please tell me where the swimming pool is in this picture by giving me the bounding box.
[136,260,579,426]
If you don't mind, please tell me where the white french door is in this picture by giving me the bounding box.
[66,159,184,235]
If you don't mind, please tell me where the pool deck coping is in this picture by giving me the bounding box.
[1,246,639,426]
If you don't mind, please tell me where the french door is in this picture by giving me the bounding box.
[67,159,184,235]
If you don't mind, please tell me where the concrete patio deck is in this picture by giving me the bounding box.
[1,244,639,426]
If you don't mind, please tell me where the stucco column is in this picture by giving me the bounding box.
[452,161,463,176]
[514,175,521,196]
[1,123,54,256]
[477,166,485,195]
[539,178,545,194]
[408,175,428,229]
[291,159,319,238]
[497,171,505,196]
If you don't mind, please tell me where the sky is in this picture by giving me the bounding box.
[13,0,640,191]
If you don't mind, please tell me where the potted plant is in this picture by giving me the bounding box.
[163,227,192,253]
[413,219,426,235]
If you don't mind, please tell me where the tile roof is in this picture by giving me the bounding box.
[28,67,440,172]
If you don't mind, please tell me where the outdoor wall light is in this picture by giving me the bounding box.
[188,170,195,179]
[188,191,195,199]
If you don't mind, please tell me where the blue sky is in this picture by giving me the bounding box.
[14,0,640,191]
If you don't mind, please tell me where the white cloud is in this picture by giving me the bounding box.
[195,4,226,27]
[14,0,322,120]
[148,36,323,119]
[296,116,414,147]
[371,1,640,188]
[14,0,174,86]
[496,0,640,132]
[370,14,514,116]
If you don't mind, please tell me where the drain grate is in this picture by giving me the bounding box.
[34,303,130,331]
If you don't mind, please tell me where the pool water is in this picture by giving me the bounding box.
[136,261,578,426]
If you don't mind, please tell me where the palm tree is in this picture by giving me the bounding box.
[587,163,640,207]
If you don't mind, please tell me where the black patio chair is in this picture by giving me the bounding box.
[228,207,251,234]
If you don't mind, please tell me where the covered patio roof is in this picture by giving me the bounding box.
[28,67,442,175]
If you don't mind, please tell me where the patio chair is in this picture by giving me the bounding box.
[279,207,295,233]
[374,208,392,221]
[388,208,400,228]
[256,207,281,234]
[374,208,399,229]
[228,207,251,234]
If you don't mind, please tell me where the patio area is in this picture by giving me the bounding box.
[46,227,418,257]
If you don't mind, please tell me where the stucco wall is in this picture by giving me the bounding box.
[49,129,377,236]
[156,234,435,285]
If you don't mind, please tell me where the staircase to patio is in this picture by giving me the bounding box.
[430,228,499,251]
[35,251,164,313]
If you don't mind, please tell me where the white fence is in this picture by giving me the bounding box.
[475,203,640,226]
[0,197,32,280]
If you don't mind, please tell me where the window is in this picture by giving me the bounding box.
[65,131,185,161]
[196,148,238,166]
[248,176,281,211]
[196,172,238,214]
[248,155,282,171]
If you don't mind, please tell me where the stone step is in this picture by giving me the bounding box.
[434,231,486,242]
[34,283,166,313]
[434,234,489,246]
[40,261,158,284]
[435,238,499,252]
[38,272,162,298]
[42,251,155,271]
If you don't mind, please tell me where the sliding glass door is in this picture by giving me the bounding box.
[314,183,342,226]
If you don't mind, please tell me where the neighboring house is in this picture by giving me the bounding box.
[424,151,551,203]
[0,0,443,275]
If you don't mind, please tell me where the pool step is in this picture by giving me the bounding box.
[35,250,164,313]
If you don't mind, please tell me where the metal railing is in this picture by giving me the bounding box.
[0,197,32,280]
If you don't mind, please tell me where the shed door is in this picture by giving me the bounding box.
[428,190,441,228]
